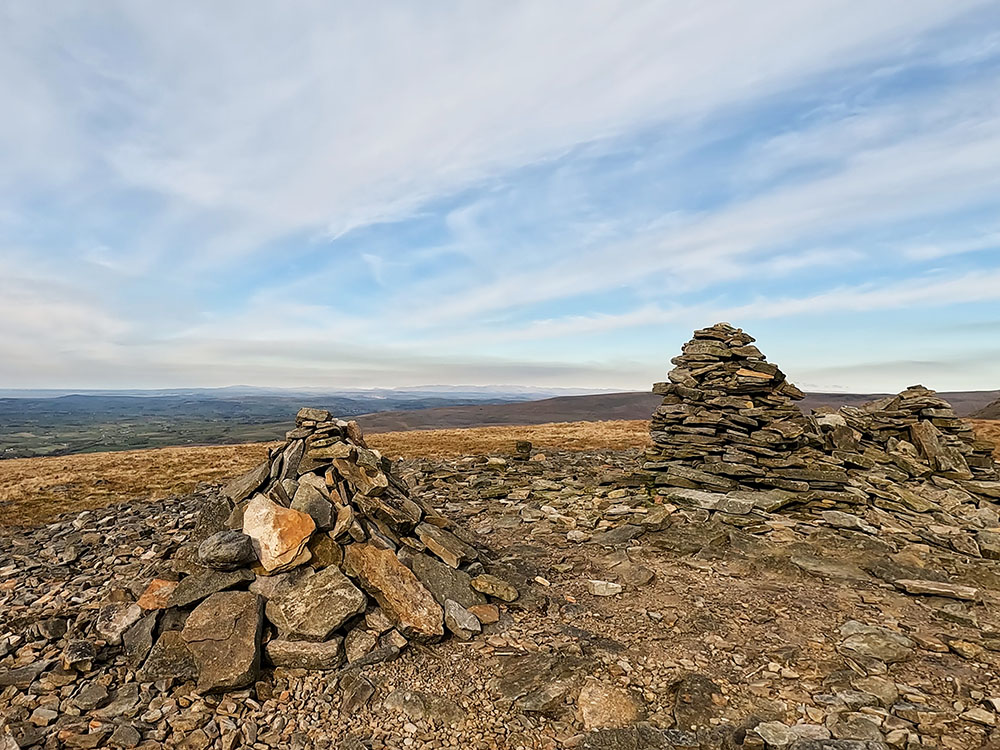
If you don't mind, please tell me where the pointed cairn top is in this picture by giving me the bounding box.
[657,322,804,402]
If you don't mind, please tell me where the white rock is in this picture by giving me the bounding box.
[587,580,623,596]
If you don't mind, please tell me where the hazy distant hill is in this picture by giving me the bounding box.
[2,387,996,459]
[357,389,1000,433]
[0,388,586,458]
[356,391,663,432]
[799,390,1000,416]
[974,397,1000,420]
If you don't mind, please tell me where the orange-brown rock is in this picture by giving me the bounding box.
[344,543,443,641]
[137,578,178,610]
[242,495,315,573]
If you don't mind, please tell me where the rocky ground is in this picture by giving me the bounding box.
[3,447,1000,749]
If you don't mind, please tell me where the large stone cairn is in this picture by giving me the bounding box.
[134,408,517,693]
[647,323,843,498]
[825,386,999,511]
[646,323,1000,524]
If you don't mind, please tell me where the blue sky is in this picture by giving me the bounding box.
[2,1,1000,391]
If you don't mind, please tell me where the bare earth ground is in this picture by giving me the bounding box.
[1,420,998,530]
[3,440,1000,748]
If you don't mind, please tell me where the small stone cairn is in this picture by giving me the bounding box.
[646,323,1000,529]
[133,408,518,693]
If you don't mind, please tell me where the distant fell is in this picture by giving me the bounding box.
[355,389,1000,433]
[974,396,1000,420]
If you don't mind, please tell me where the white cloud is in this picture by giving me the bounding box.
[3,1,989,259]
[392,83,1000,327]
[2,2,1000,389]
[480,269,1000,341]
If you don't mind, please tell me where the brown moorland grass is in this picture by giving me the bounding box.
[0,420,649,528]
[1,419,996,529]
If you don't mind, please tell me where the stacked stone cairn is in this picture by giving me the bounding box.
[646,323,1000,536]
[131,408,518,693]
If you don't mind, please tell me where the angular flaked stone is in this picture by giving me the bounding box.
[344,628,378,662]
[305,441,353,462]
[198,530,256,570]
[265,638,343,669]
[297,407,331,423]
[365,607,395,633]
[123,613,157,668]
[468,604,500,624]
[140,631,198,683]
[182,591,264,693]
[265,565,367,640]
[136,578,178,610]
[94,682,141,720]
[592,524,644,546]
[330,503,355,540]
[69,680,108,710]
[95,603,142,646]
[344,543,443,641]
[496,653,590,716]
[587,580,622,597]
[223,462,270,503]
[415,523,476,568]
[471,574,518,602]
[340,672,375,713]
[965,481,1000,499]
[278,439,305,481]
[333,451,390,497]
[838,620,914,664]
[909,421,972,478]
[298,471,331,498]
[290,481,334,530]
[352,491,423,532]
[307,533,343,569]
[168,568,254,609]
[443,599,481,641]
[891,487,939,513]
[410,553,486,609]
[893,579,979,601]
[242,494,315,573]
[61,640,97,672]
[0,661,52,690]
[249,565,313,599]
[978,531,1000,560]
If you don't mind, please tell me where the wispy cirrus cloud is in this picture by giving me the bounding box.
[1,1,999,391]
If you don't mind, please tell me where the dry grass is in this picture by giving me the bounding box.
[0,420,649,529]
[369,419,650,459]
[1,418,996,530]
[0,443,275,529]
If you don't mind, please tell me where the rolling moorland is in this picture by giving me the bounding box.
[2,401,1000,747]
[0,387,602,459]
[2,388,998,460]
[1,410,998,530]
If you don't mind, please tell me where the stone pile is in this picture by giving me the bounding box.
[646,323,1000,528]
[815,385,999,514]
[125,408,519,693]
